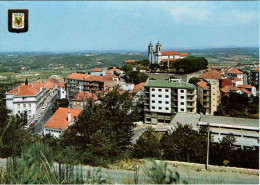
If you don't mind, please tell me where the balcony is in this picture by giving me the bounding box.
[187,104,195,108]
[187,98,195,102]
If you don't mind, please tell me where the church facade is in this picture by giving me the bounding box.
[148,41,188,65]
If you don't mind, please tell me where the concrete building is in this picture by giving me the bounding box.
[144,78,196,124]
[251,67,259,86]
[5,81,56,121]
[90,68,106,76]
[226,68,246,85]
[43,107,82,138]
[122,83,135,91]
[71,91,98,109]
[148,41,188,65]
[197,79,221,115]
[65,73,118,99]
[57,83,66,99]
[171,113,259,150]
[220,85,257,97]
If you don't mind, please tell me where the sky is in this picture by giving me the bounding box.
[0,1,259,52]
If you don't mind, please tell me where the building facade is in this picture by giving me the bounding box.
[5,82,56,122]
[71,91,98,109]
[144,78,196,124]
[197,79,221,115]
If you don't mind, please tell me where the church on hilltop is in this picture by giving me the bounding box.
[148,41,188,65]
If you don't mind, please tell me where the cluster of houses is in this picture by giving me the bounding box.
[4,45,259,149]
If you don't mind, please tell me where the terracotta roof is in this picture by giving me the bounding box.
[7,82,54,97]
[123,60,139,63]
[199,70,222,79]
[161,58,180,62]
[58,83,65,87]
[237,85,254,89]
[221,86,240,93]
[133,82,145,93]
[44,107,82,130]
[109,68,121,72]
[211,65,218,69]
[161,51,179,55]
[241,88,252,95]
[233,77,242,81]
[227,68,243,74]
[180,53,189,56]
[196,81,209,88]
[106,71,113,75]
[72,91,98,101]
[66,73,88,80]
[91,68,103,72]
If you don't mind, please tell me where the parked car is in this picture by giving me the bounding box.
[29,122,36,127]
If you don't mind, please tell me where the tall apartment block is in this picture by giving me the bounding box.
[144,78,196,124]
[197,79,221,115]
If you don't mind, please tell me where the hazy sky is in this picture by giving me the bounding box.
[0,1,259,52]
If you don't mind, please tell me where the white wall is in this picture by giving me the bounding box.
[177,89,187,112]
[149,87,171,113]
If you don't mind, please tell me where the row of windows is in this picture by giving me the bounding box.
[151,88,169,92]
[151,94,170,98]
[46,129,62,133]
[151,106,170,111]
[17,103,32,109]
[151,100,169,104]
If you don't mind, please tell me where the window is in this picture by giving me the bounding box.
[181,96,184,99]
[152,100,155,103]
[158,95,162,98]
[152,94,155,97]
[165,107,169,110]
[165,95,169,98]
[158,101,162,104]
[165,89,169,92]
[158,89,162,92]
[29,104,31,108]
[23,104,26,108]
[181,102,184,105]
[17,104,20,109]
[213,93,215,95]
[166,101,169,104]
[152,89,155,91]
[181,90,184,93]
[152,106,155,109]
[181,108,184,111]
[159,107,162,110]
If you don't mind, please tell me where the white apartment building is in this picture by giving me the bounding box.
[57,83,66,99]
[144,78,196,124]
[5,82,55,121]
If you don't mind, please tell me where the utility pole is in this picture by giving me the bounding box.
[206,129,210,170]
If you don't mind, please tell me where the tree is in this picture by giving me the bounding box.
[60,88,139,165]
[140,60,150,66]
[136,72,148,84]
[188,77,200,85]
[133,127,162,158]
[123,64,133,75]
[149,64,160,72]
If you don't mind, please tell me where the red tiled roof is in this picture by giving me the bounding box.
[161,58,180,62]
[72,91,98,101]
[123,60,139,63]
[241,88,252,94]
[44,107,82,130]
[7,82,54,97]
[237,85,254,89]
[91,68,103,72]
[180,53,189,56]
[58,83,65,87]
[109,68,121,72]
[227,68,243,74]
[197,81,209,88]
[133,82,145,93]
[161,51,179,55]
[221,86,240,93]
[233,77,242,81]
[66,73,88,80]
[106,71,113,75]
[199,70,222,79]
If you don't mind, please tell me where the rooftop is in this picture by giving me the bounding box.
[227,68,243,74]
[44,107,82,130]
[66,73,88,80]
[123,60,139,63]
[133,82,145,93]
[91,68,103,72]
[161,51,179,55]
[144,78,195,89]
[199,70,222,79]
[72,91,98,101]
[197,80,209,89]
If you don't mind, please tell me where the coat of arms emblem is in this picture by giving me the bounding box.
[8,9,28,33]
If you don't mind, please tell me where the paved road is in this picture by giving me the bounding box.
[0,158,258,184]
[30,93,57,135]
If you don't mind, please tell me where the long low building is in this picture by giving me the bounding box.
[170,113,259,150]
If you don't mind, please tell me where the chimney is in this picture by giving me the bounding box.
[68,109,71,122]
[18,86,20,92]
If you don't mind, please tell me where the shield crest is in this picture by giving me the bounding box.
[8,9,28,33]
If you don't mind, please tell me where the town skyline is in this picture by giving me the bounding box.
[0,1,259,52]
